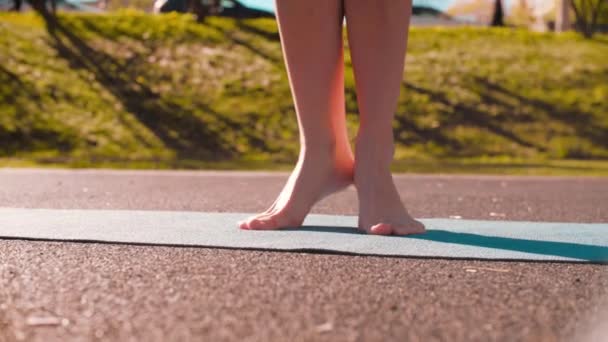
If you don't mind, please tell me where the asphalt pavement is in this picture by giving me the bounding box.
[0,169,606,342]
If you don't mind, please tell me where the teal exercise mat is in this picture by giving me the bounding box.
[1,208,607,263]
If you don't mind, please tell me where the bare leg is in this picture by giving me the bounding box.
[239,0,354,230]
[344,0,425,235]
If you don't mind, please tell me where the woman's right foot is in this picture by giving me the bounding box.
[239,145,354,230]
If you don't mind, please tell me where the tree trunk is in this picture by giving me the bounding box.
[189,0,208,22]
[27,0,47,14]
[556,0,571,31]
[11,0,22,11]
[491,0,504,26]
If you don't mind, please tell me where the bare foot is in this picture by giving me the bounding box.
[354,141,425,236]
[239,147,354,230]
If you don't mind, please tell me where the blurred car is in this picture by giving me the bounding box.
[153,0,273,18]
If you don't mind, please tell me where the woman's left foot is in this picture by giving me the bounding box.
[354,147,425,236]
[355,169,425,235]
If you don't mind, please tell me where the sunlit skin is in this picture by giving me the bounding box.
[238,0,425,236]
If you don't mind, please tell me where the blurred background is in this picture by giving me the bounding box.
[0,0,607,174]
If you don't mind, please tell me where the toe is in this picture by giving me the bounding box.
[238,220,249,230]
[247,216,279,230]
[369,223,393,235]
[393,220,426,236]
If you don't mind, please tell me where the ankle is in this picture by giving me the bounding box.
[354,158,392,179]
[301,138,353,163]
[356,120,394,138]
[354,132,395,169]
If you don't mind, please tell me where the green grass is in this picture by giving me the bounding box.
[1,11,607,175]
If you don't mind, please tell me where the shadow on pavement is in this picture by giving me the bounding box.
[294,226,608,262]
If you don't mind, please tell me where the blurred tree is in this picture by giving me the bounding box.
[570,0,607,37]
[26,0,56,15]
[555,0,571,31]
[508,0,536,27]
[446,0,495,24]
[491,0,504,25]
[188,0,206,21]
[108,0,154,11]
[11,0,22,11]
[188,0,220,22]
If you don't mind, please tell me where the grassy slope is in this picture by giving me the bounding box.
[1,12,607,175]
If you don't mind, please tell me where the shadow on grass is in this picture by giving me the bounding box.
[399,77,608,159]
[0,64,76,154]
[235,19,280,43]
[293,225,608,262]
[204,20,282,64]
[22,11,608,163]
[474,76,608,153]
[67,15,278,156]
[401,82,545,153]
[37,10,236,160]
